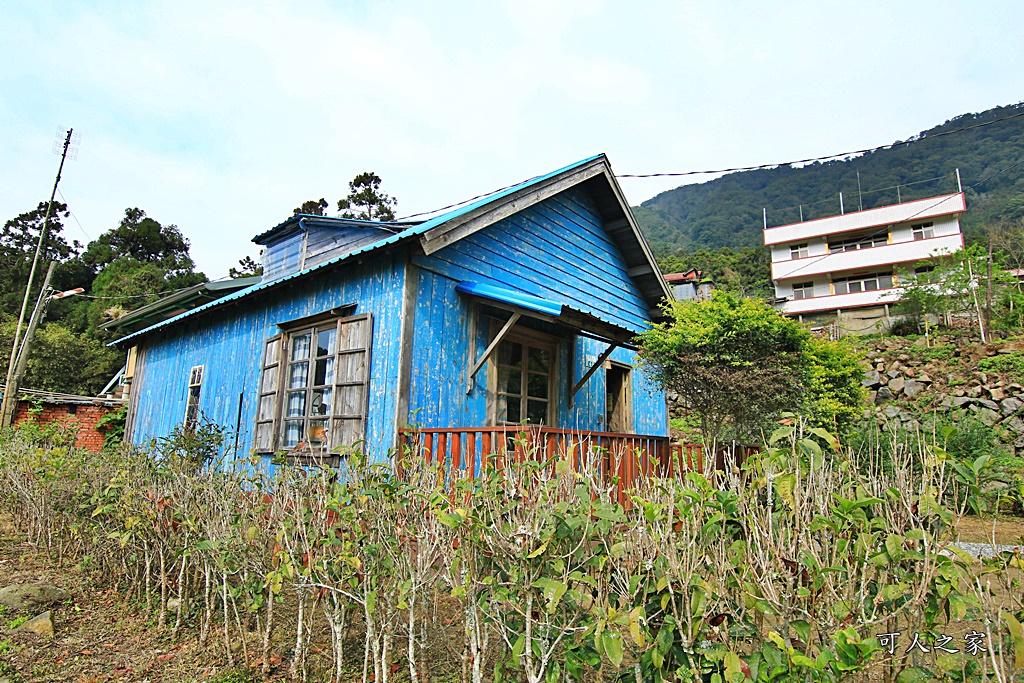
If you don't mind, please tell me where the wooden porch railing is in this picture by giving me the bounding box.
[396,426,759,507]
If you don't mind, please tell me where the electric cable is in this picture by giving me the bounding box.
[617,108,1024,178]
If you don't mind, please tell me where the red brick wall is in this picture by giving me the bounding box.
[13,401,119,452]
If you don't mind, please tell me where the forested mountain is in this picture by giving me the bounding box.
[636,102,1024,255]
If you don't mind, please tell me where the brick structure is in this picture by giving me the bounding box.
[11,393,125,452]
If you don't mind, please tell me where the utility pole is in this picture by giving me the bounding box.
[1,127,75,427]
[986,236,994,339]
[1,263,55,427]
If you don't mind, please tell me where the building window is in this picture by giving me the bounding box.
[492,330,555,426]
[828,231,888,252]
[283,324,337,449]
[832,272,894,294]
[790,243,809,259]
[912,222,935,240]
[255,313,372,456]
[605,363,632,433]
[184,365,204,429]
[792,282,814,300]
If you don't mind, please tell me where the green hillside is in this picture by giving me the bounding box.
[635,102,1024,255]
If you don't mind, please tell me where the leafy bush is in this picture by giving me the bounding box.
[639,292,866,443]
[978,351,1024,379]
[801,336,866,436]
[95,404,126,450]
[1,424,1022,681]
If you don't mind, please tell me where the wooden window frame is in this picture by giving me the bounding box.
[184,364,204,429]
[605,361,633,434]
[254,312,373,461]
[485,320,559,428]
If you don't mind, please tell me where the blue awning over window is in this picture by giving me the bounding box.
[455,281,563,317]
[454,280,639,347]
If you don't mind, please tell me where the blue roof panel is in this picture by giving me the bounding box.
[112,154,608,347]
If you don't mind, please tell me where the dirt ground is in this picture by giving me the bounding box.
[954,514,1024,545]
[0,515,276,683]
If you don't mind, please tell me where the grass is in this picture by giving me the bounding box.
[979,350,1024,379]
[6,615,29,630]
[208,668,261,683]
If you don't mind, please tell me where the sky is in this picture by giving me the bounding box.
[2,0,1023,278]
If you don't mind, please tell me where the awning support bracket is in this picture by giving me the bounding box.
[466,313,521,394]
[570,342,618,407]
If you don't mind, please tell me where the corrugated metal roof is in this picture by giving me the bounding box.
[252,214,423,245]
[455,280,643,337]
[455,281,565,318]
[112,155,607,347]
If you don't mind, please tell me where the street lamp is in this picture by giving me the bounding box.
[0,262,86,427]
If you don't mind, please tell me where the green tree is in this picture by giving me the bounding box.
[637,291,809,445]
[293,198,328,216]
[337,172,397,221]
[81,207,198,278]
[801,337,866,436]
[0,201,85,318]
[228,255,263,278]
[889,244,1008,339]
[0,319,119,395]
[638,291,866,444]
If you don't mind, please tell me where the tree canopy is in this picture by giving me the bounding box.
[293,198,328,216]
[1,203,207,396]
[637,291,865,443]
[81,207,197,277]
[338,172,397,221]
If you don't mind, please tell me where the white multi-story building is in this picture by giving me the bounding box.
[764,192,965,332]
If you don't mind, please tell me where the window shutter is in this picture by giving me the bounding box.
[255,335,284,453]
[331,313,373,451]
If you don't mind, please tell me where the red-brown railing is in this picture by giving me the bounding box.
[396,426,759,507]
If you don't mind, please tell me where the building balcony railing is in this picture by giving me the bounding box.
[778,287,900,315]
[771,233,963,281]
[763,192,965,246]
[396,426,760,507]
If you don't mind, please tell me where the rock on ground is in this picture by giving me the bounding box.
[0,584,68,611]
[17,610,54,638]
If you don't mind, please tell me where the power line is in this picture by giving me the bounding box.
[396,108,1024,223]
[395,176,542,222]
[56,189,91,240]
[617,108,1024,179]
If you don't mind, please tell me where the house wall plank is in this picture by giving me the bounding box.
[131,253,406,463]
[407,185,667,439]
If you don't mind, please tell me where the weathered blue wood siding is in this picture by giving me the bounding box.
[408,185,667,436]
[131,253,406,463]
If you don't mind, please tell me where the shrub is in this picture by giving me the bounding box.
[1,426,1022,681]
[978,351,1024,379]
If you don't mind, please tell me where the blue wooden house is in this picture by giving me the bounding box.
[113,155,672,469]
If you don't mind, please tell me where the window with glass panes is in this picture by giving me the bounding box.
[828,232,888,252]
[254,313,372,456]
[184,365,204,429]
[912,222,935,240]
[494,336,554,426]
[831,272,894,294]
[283,325,336,449]
[792,282,814,300]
